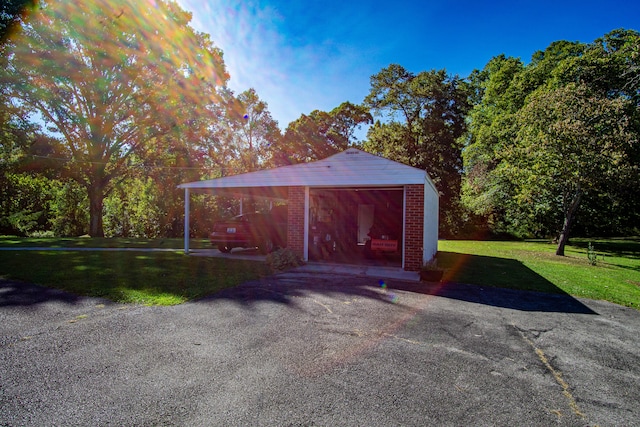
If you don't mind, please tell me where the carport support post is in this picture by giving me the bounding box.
[402,186,406,270]
[184,188,190,254]
[304,186,309,261]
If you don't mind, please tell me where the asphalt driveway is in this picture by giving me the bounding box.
[1,271,639,426]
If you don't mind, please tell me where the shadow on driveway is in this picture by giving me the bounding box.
[1,249,598,315]
[199,273,399,309]
[432,252,598,314]
[390,280,597,314]
[200,268,598,315]
[0,279,83,307]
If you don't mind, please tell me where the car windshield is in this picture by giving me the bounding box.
[220,207,287,223]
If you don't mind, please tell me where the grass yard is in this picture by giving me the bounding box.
[438,238,640,309]
[0,236,211,249]
[1,237,639,309]
[0,250,270,305]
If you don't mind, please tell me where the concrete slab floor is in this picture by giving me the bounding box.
[292,262,420,282]
[189,249,420,282]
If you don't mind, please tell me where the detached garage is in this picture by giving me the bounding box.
[179,148,438,272]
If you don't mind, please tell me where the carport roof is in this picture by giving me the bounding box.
[179,148,432,195]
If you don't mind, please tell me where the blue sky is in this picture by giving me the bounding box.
[178,0,640,132]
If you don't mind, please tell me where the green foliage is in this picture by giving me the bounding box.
[214,88,282,174]
[49,180,87,236]
[512,82,635,254]
[0,165,88,237]
[272,101,372,165]
[27,230,54,238]
[0,172,54,235]
[0,0,37,43]
[102,175,229,239]
[587,242,598,266]
[104,177,161,238]
[6,209,41,235]
[2,22,638,244]
[1,0,229,237]
[462,29,640,243]
[265,248,305,272]
[363,64,471,237]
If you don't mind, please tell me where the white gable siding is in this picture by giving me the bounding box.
[179,148,430,190]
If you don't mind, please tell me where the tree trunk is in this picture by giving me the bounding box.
[88,182,105,237]
[556,191,582,256]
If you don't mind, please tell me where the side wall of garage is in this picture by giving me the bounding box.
[423,179,439,263]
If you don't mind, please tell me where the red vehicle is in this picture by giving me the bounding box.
[209,206,287,254]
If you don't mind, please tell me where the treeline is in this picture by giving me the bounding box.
[1,1,638,250]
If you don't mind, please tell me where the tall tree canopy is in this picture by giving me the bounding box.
[0,0,38,43]
[462,29,640,253]
[1,0,228,236]
[221,88,281,174]
[272,101,372,166]
[363,64,470,236]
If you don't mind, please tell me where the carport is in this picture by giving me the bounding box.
[178,148,439,271]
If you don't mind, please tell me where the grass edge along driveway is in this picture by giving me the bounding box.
[0,249,270,305]
[0,237,639,309]
[438,238,640,310]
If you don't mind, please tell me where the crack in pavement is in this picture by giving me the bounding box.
[512,324,586,419]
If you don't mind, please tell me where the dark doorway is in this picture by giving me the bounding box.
[308,188,403,268]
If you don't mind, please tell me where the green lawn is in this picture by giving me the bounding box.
[1,237,639,309]
[0,249,269,305]
[437,238,640,309]
[0,236,211,249]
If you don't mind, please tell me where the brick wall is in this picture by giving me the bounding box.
[404,184,424,271]
[287,186,305,258]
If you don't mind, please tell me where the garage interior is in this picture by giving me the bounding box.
[307,187,403,268]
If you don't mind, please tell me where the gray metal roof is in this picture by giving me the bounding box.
[179,149,434,194]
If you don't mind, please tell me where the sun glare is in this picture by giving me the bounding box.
[5,0,230,142]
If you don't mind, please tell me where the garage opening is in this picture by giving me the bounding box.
[308,187,403,268]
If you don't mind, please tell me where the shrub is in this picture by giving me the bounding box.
[266,248,304,272]
[422,258,441,271]
[420,257,445,282]
[28,230,55,238]
[586,242,605,266]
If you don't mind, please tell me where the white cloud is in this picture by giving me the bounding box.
[178,0,372,129]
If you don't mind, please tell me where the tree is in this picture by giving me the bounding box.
[572,29,640,104]
[462,30,640,244]
[461,55,526,235]
[461,42,592,236]
[272,101,372,165]
[327,102,373,148]
[227,89,282,173]
[363,64,470,236]
[1,0,228,236]
[0,0,38,44]
[510,83,636,255]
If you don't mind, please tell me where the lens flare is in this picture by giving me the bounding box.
[378,279,399,303]
[4,0,230,180]
[7,0,229,110]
